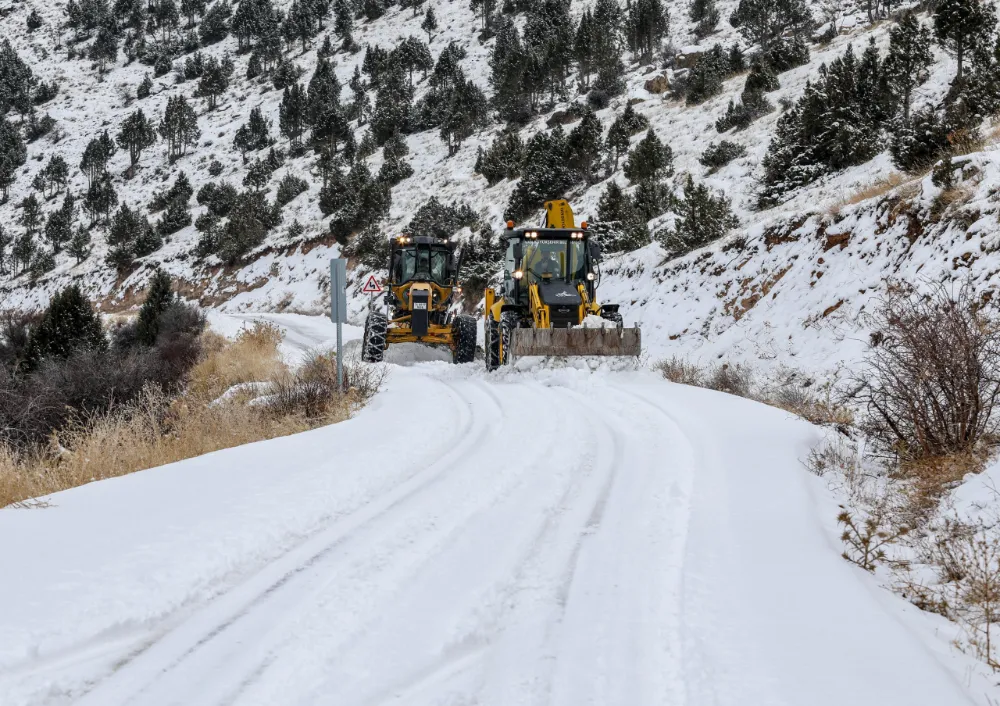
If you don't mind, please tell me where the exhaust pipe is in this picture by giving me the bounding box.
[510,327,642,358]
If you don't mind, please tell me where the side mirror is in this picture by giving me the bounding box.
[588,240,603,262]
[513,240,523,263]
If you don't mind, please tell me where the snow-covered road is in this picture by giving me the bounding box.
[0,353,989,704]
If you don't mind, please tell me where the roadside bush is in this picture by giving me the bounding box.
[858,282,1000,460]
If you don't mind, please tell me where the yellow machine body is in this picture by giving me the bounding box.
[484,201,641,367]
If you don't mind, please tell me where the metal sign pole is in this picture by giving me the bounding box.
[330,259,347,393]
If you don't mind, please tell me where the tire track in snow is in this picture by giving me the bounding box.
[72,377,486,706]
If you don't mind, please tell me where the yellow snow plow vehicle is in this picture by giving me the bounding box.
[483,200,641,370]
[362,235,478,364]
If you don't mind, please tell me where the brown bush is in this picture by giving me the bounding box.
[858,282,1000,460]
[0,331,385,508]
[188,321,286,401]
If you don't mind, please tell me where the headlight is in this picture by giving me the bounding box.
[586,272,596,281]
[454,286,463,294]
[512,270,524,280]
[526,231,538,239]
[572,232,583,239]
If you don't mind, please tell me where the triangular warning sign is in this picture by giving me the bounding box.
[362,275,383,294]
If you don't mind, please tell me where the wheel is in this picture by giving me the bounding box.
[602,311,624,331]
[362,311,388,363]
[485,315,501,372]
[499,311,519,365]
[451,315,477,364]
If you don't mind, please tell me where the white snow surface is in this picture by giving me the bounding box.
[0,355,995,705]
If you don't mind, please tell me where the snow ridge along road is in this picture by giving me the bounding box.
[0,360,987,705]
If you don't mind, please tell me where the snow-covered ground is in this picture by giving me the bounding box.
[1,353,996,705]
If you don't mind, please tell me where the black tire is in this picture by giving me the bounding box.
[452,315,477,364]
[499,311,519,365]
[485,315,501,372]
[602,311,624,331]
[362,311,388,363]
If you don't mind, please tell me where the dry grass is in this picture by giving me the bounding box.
[187,322,287,402]
[0,325,383,508]
[655,357,853,427]
[827,173,909,216]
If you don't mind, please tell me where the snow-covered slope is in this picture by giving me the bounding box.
[1,361,994,705]
[0,0,983,371]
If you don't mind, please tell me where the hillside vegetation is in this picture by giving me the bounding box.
[0,0,996,371]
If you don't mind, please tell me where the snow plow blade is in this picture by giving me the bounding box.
[510,327,642,358]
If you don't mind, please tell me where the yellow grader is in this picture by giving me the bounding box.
[483,200,641,370]
[361,235,477,364]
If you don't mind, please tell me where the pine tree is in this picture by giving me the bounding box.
[283,0,317,53]
[306,57,342,128]
[489,16,528,121]
[23,285,107,371]
[394,36,433,90]
[624,129,674,185]
[934,0,995,86]
[44,194,75,253]
[159,95,200,159]
[686,44,727,105]
[440,79,489,155]
[135,269,175,345]
[84,172,118,225]
[137,73,153,98]
[69,224,92,264]
[506,127,577,221]
[730,0,813,52]
[196,54,234,110]
[19,193,41,235]
[595,181,649,253]
[43,155,69,197]
[628,0,669,62]
[607,104,650,169]
[234,106,274,160]
[152,0,181,41]
[90,23,119,72]
[12,232,35,274]
[334,0,354,49]
[157,195,192,235]
[0,116,27,202]
[0,223,10,274]
[567,107,603,184]
[662,175,737,257]
[475,127,523,184]
[422,7,438,43]
[691,0,720,39]
[117,109,157,169]
[180,0,206,27]
[0,40,35,117]
[279,82,308,149]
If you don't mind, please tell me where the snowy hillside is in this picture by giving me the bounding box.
[0,0,992,373]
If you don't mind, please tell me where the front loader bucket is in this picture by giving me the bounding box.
[510,327,642,358]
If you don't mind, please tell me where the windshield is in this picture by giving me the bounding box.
[398,246,451,284]
[523,240,587,284]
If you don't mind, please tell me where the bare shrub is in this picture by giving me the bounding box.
[267,351,386,420]
[858,282,1000,461]
[0,328,382,508]
[188,321,286,401]
[656,357,704,386]
[913,517,1000,669]
[704,363,756,397]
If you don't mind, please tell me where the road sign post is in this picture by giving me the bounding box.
[330,259,347,392]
